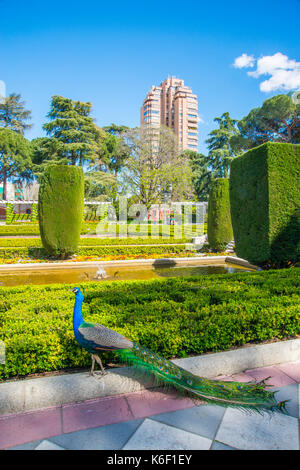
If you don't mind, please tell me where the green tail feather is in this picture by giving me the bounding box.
[117,343,288,414]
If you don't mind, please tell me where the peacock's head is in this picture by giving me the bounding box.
[71,287,85,299]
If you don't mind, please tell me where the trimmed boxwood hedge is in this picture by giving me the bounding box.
[0,268,299,379]
[230,142,300,267]
[0,237,190,247]
[0,223,206,238]
[0,244,189,259]
[207,179,233,251]
[0,223,97,236]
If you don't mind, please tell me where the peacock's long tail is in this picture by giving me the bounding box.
[117,343,287,414]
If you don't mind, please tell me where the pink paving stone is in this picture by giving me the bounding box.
[0,407,62,450]
[275,362,300,383]
[125,388,195,419]
[213,373,254,383]
[244,366,297,388]
[62,395,132,433]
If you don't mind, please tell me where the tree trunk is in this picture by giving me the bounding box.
[2,170,7,200]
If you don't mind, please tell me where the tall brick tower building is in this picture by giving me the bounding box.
[140,77,198,151]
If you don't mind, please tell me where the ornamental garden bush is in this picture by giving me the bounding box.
[230,142,300,267]
[38,165,84,259]
[5,203,14,224]
[30,203,38,222]
[0,269,299,379]
[207,179,233,251]
[0,243,189,259]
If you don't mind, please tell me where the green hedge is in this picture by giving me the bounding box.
[0,268,299,379]
[0,223,206,237]
[39,165,84,258]
[87,223,206,238]
[0,224,40,236]
[30,203,38,223]
[0,237,189,248]
[207,179,233,251]
[0,244,189,259]
[5,203,14,225]
[230,142,300,267]
[0,223,98,236]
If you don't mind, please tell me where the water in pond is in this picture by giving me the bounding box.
[0,263,251,287]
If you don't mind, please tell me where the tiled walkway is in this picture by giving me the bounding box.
[2,361,300,450]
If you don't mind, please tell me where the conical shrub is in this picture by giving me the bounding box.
[38,165,84,259]
[207,178,233,251]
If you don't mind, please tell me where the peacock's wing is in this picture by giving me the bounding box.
[78,321,133,351]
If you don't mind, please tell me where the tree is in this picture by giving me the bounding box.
[82,124,129,204]
[122,126,194,207]
[184,150,213,201]
[0,129,32,199]
[102,123,130,136]
[0,93,32,134]
[205,112,240,178]
[99,131,130,177]
[231,94,300,152]
[30,137,71,180]
[43,95,103,166]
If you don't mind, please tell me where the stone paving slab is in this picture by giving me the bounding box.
[35,440,65,450]
[276,361,300,382]
[125,389,195,419]
[215,407,299,450]
[149,404,225,440]
[210,440,237,450]
[50,419,144,451]
[0,406,62,449]
[245,365,297,388]
[273,384,299,419]
[123,419,212,450]
[62,395,133,433]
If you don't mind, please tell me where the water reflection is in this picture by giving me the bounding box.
[0,263,251,287]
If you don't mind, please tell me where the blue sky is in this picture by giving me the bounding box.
[1,0,299,153]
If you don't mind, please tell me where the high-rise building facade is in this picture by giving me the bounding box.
[140,77,198,151]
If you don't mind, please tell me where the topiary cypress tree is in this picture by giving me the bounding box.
[38,165,84,259]
[230,142,300,267]
[207,178,233,251]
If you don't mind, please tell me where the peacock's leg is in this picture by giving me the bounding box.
[94,354,107,376]
[89,355,96,376]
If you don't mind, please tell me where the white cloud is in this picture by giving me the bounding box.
[233,52,300,92]
[198,116,204,124]
[233,53,255,69]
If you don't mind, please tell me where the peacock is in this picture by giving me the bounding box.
[71,287,287,414]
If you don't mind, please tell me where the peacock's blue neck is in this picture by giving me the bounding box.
[73,295,84,335]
